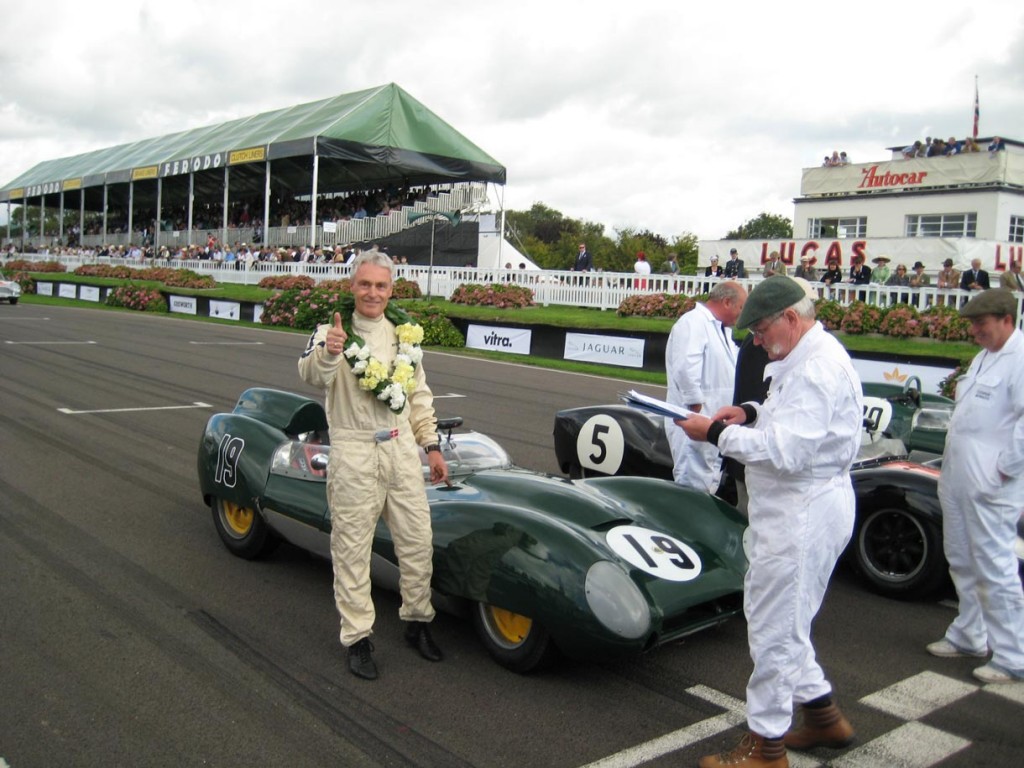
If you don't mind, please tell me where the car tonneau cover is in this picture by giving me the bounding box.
[233,388,328,436]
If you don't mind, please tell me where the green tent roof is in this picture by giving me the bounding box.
[0,83,505,202]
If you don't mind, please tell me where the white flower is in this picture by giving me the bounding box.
[338,309,423,413]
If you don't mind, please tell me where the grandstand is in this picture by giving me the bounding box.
[0,83,506,257]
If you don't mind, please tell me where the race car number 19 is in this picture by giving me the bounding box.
[606,525,703,582]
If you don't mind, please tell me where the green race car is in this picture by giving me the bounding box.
[197,388,747,673]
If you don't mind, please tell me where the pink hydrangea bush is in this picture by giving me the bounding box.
[449,283,534,308]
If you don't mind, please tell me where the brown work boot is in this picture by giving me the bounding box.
[698,732,788,767]
[784,702,855,750]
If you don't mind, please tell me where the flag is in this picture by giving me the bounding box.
[972,79,979,139]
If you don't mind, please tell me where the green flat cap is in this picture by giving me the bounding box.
[960,287,1018,319]
[737,275,807,329]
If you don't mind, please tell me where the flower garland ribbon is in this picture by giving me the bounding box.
[336,294,424,413]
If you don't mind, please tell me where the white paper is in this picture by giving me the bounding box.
[619,390,697,421]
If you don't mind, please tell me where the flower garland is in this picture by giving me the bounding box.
[336,294,424,413]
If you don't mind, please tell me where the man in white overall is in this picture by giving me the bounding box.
[927,288,1024,683]
[678,276,862,768]
[664,281,747,492]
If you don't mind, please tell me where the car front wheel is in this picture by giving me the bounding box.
[211,497,280,560]
[472,603,558,673]
[854,506,945,599]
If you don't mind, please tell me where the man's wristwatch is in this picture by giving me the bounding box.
[424,443,441,454]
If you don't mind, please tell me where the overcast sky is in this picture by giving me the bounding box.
[1,1,1022,241]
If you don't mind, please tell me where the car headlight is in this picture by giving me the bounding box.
[912,407,952,432]
[584,560,651,639]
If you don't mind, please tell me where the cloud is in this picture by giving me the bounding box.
[2,0,1023,240]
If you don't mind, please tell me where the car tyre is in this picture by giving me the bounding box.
[472,602,558,673]
[9,298,17,305]
[854,505,945,599]
[211,497,280,560]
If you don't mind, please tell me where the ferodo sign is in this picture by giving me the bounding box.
[160,153,226,177]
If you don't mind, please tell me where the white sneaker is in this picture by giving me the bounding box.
[973,664,1022,684]
[926,639,987,658]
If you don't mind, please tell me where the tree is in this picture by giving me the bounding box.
[725,212,793,240]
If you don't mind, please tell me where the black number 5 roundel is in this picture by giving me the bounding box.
[576,414,626,475]
[606,525,703,582]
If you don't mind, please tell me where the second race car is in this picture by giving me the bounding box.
[553,399,1024,601]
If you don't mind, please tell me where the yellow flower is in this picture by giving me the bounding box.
[396,323,424,346]
[392,360,414,386]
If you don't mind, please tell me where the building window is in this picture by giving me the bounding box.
[1009,216,1024,243]
[807,217,866,238]
[905,213,977,238]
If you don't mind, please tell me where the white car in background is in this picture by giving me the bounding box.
[0,276,21,304]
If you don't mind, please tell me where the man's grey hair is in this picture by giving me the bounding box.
[790,295,817,319]
[350,248,394,275]
[708,281,743,303]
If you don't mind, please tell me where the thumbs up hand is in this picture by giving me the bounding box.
[325,312,347,356]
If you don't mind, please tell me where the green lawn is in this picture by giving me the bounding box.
[16,272,979,387]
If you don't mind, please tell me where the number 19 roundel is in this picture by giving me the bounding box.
[606,525,703,582]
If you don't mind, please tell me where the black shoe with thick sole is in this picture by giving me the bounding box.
[348,638,378,680]
[404,622,443,662]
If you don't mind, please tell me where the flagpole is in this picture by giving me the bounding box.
[972,75,979,139]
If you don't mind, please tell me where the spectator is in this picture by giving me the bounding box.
[724,248,746,279]
[960,258,990,291]
[909,261,930,288]
[794,255,817,282]
[762,251,786,278]
[937,258,961,289]
[909,261,931,307]
[705,255,723,278]
[662,252,679,275]
[999,260,1024,292]
[847,254,871,284]
[902,140,923,159]
[821,257,844,286]
[962,137,981,153]
[886,263,912,304]
[928,289,1024,684]
[928,138,946,157]
[572,243,592,272]
[838,151,850,165]
[870,255,891,285]
[665,281,747,493]
[633,251,651,289]
[988,136,1006,155]
[943,136,962,156]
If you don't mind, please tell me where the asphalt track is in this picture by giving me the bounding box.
[1,304,1021,768]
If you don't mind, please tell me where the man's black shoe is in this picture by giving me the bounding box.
[347,638,378,680]
[404,622,443,662]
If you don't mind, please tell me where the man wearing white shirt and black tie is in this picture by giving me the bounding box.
[664,281,747,492]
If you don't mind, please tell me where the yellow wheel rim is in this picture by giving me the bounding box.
[487,606,533,645]
[222,500,254,536]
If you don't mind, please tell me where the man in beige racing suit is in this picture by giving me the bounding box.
[298,249,449,680]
